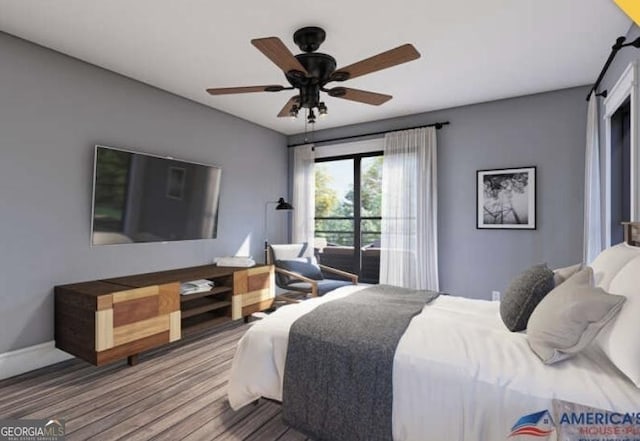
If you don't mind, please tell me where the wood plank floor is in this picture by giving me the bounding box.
[0,321,311,441]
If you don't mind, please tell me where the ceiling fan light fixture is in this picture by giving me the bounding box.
[289,105,299,119]
[307,109,316,124]
[318,102,328,118]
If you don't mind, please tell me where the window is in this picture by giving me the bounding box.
[314,152,383,283]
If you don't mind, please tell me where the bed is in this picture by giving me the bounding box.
[227,224,640,441]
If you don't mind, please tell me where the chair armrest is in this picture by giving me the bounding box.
[319,265,359,284]
[274,267,319,297]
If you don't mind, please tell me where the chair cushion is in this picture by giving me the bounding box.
[270,243,315,261]
[500,264,555,332]
[270,243,318,287]
[277,259,323,280]
[527,267,625,364]
[287,279,353,296]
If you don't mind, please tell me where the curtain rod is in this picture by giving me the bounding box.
[287,121,450,148]
[586,35,640,101]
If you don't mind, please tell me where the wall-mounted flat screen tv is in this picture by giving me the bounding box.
[91,145,222,245]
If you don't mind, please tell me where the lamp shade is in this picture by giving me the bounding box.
[275,197,293,210]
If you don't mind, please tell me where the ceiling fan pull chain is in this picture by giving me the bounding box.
[311,118,315,144]
[304,108,309,143]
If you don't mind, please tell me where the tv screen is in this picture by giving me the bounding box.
[91,145,222,245]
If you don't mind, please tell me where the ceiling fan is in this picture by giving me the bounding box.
[206,26,421,123]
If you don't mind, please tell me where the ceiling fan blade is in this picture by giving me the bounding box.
[206,85,285,95]
[333,44,420,80]
[251,37,308,75]
[328,87,392,105]
[278,96,300,117]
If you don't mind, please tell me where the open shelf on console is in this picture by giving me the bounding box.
[181,312,231,336]
[179,273,234,333]
[181,297,232,319]
[180,286,232,303]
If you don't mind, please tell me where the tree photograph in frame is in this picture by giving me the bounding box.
[477,166,536,229]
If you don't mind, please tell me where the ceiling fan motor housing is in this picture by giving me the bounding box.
[285,52,336,108]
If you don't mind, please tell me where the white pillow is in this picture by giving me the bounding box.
[590,242,640,291]
[594,253,640,386]
[270,243,316,261]
[552,263,582,287]
[527,267,625,364]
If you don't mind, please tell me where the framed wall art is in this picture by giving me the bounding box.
[477,166,536,229]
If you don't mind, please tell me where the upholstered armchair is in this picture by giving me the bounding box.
[267,243,358,301]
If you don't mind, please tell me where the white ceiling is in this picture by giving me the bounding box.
[0,1,631,135]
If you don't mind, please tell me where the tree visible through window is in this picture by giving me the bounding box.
[314,153,382,283]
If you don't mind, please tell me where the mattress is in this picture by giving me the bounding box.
[227,285,640,441]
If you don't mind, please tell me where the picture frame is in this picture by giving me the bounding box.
[477,166,536,229]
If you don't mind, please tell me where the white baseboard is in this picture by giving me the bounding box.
[0,341,74,380]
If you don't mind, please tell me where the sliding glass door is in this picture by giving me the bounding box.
[314,152,382,283]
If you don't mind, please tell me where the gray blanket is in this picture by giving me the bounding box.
[282,284,440,441]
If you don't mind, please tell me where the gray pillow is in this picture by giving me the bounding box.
[527,267,626,364]
[500,264,555,332]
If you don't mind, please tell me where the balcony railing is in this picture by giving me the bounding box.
[314,216,381,283]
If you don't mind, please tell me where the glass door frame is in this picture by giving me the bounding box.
[314,150,383,280]
[603,61,640,247]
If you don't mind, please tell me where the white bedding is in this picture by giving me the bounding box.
[227,285,640,441]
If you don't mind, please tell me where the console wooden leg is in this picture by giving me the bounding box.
[127,354,139,366]
[244,316,250,324]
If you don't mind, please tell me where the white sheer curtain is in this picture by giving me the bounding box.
[292,144,315,245]
[583,92,603,264]
[380,127,438,290]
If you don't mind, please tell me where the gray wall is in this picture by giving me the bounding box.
[0,32,288,353]
[289,87,589,299]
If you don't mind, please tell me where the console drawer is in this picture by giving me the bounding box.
[55,282,180,366]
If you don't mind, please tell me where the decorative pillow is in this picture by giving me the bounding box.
[590,242,640,291]
[594,254,640,386]
[527,267,625,364]
[500,264,555,332]
[552,263,582,287]
[276,258,323,281]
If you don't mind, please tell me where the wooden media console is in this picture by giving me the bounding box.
[55,264,274,366]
